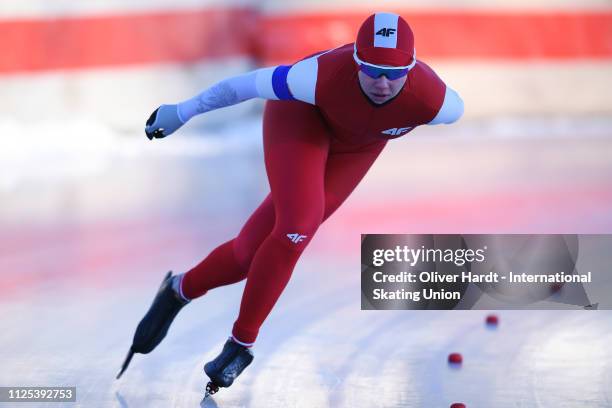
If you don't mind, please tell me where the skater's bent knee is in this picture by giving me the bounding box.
[271,221,321,249]
[232,238,254,273]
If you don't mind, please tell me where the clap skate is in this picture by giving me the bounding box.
[203,338,254,399]
[116,271,189,379]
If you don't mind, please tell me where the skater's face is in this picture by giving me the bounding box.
[358,70,407,104]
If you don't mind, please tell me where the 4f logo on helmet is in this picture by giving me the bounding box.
[376,28,396,37]
[382,127,414,136]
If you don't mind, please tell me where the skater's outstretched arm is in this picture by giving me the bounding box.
[145,63,314,139]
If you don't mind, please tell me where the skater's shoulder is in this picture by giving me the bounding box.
[274,43,357,105]
[403,60,464,125]
[409,59,445,87]
[282,44,350,104]
[403,60,447,109]
[314,43,357,75]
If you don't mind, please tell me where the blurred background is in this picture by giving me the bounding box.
[1,1,611,407]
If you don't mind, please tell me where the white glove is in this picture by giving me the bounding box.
[144,104,185,140]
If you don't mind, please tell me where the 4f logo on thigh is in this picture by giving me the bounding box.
[287,233,307,244]
[376,28,396,37]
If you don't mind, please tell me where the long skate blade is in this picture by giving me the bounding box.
[203,382,219,400]
[116,349,135,379]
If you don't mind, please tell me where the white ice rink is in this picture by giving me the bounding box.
[1,116,611,407]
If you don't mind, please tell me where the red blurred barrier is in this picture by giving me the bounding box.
[0,8,611,73]
[259,11,612,64]
[0,8,256,73]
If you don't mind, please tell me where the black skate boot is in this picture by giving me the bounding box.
[116,271,189,379]
[203,338,254,398]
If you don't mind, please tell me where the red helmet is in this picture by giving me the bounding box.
[355,12,416,68]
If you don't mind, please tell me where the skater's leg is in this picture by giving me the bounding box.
[119,195,276,376]
[180,239,246,300]
[232,138,387,344]
[181,195,275,299]
[232,100,329,344]
[233,194,275,269]
[322,141,387,221]
[199,110,387,392]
